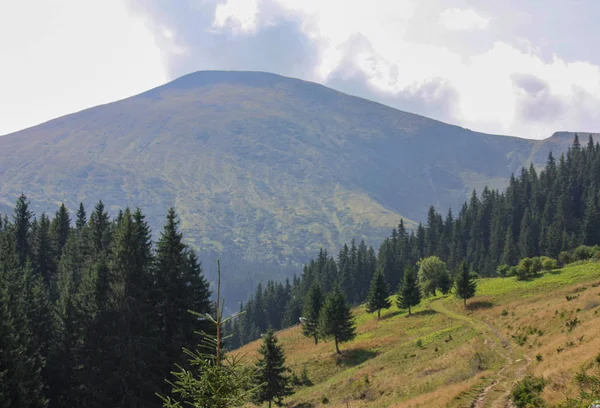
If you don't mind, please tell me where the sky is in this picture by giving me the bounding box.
[1,1,600,139]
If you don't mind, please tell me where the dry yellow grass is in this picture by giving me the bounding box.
[236,261,600,407]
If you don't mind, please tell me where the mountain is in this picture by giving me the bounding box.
[0,71,592,265]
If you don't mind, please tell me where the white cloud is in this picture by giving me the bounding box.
[2,0,600,140]
[214,0,259,33]
[0,1,167,136]
[438,8,490,31]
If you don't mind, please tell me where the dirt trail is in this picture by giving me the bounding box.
[429,299,531,408]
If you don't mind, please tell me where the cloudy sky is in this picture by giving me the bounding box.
[1,0,599,139]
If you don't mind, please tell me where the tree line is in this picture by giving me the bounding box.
[0,198,213,407]
[230,135,600,348]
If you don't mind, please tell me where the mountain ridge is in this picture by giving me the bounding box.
[0,70,593,266]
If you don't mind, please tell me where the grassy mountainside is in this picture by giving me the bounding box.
[237,262,600,407]
[0,71,591,265]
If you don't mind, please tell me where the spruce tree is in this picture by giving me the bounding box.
[88,201,111,256]
[75,203,86,230]
[318,286,356,355]
[301,283,323,344]
[253,330,292,408]
[159,261,255,408]
[396,265,421,315]
[51,204,71,258]
[13,194,33,267]
[502,227,517,266]
[32,213,56,289]
[455,261,477,308]
[366,270,391,319]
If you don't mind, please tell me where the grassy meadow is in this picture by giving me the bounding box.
[236,261,600,407]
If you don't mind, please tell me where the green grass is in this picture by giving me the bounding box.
[476,262,600,301]
[238,261,600,407]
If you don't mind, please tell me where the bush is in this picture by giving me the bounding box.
[541,256,558,271]
[516,264,529,281]
[574,245,595,261]
[531,257,543,275]
[497,264,510,277]
[559,251,573,265]
[300,365,312,386]
[507,266,518,277]
[510,374,546,407]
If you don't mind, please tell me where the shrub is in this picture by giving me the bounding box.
[501,309,509,316]
[559,251,573,265]
[541,256,558,271]
[497,264,510,277]
[507,266,518,277]
[300,365,312,386]
[566,317,580,332]
[574,245,595,261]
[531,257,543,275]
[510,375,546,407]
[415,339,423,348]
[536,354,543,362]
[516,264,529,281]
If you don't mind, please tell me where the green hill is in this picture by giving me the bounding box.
[237,261,600,407]
[0,71,592,265]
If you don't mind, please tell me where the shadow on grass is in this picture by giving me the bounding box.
[335,348,378,367]
[468,301,494,311]
[292,403,315,408]
[381,310,404,320]
[409,309,438,317]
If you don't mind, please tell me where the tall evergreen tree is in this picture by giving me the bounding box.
[253,330,292,408]
[13,194,33,267]
[318,287,356,355]
[75,203,86,230]
[32,213,56,289]
[396,265,421,315]
[366,270,391,319]
[455,261,477,307]
[301,283,324,344]
[51,204,71,258]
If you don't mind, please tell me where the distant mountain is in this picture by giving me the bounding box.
[0,71,593,266]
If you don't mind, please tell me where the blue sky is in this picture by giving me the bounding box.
[1,0,599,139]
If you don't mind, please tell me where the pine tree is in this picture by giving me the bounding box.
[455,261,477,308]
[75,203,86,230]
[301,283,323,344]
[366,270,391,319]
[51,204,71,258]
[319,287,356,355]
[88,201,111,256]
[502,226,517,266]
[13,194,33,267]
[32,213,56,289]
[159,261,255,408]
[253,330,292,408]
[396,265,421,315]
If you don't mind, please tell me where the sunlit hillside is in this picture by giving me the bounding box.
[236,261,600,407]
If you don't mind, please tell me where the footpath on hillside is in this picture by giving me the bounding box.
[429,298,531,408]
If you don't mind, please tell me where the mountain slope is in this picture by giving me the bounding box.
[236,261,600,407]
[0,71,589,263]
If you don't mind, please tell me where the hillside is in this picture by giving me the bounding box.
[0,71,592,266]
[237,261,600,407]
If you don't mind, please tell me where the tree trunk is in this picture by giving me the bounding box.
[314,335,318,345]
[335,337,341,355]
[269,400,272,408]
[408,305,411,315]
[464,297,467,308]
[377,309,381,319]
